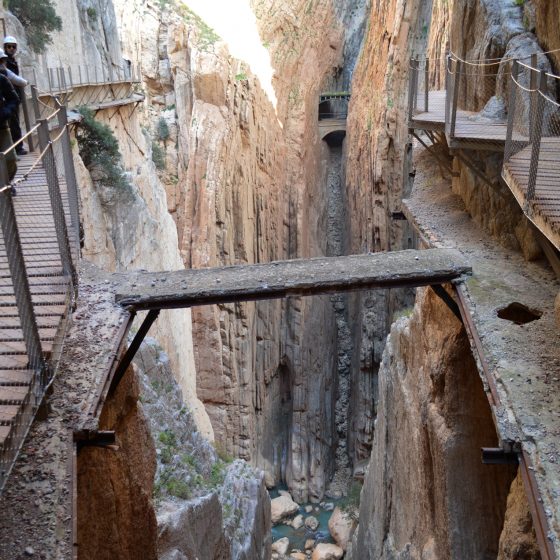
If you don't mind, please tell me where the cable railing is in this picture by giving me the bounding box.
[503,59,560,227]
[0,86,80,493]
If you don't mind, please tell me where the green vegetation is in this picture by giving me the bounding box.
[7,0,62,53]
[86,6,97,20]
[76,107,128,189]
[178,5,220,51]
[155,467,192,500]
[514,0,524,6]
[156,116,170,141]
[152,141,166,170]
[235,73,248,82]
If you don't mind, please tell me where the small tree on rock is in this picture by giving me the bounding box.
[7,0,62,53]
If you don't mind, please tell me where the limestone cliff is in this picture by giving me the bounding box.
[112,0,354,502]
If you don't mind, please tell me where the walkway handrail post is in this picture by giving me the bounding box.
[37,119,75,283]
[47,68,53,94]
[413,57,420,112]
[424,58,430,113]
[56,103,81,245]
[450,58,462,139]
[529,53,538,144]
[504,60,519,162]
[31,85,41,121]
[408,56,415,121]
[0,154,45,379]
[20,89,34,152]
[526,70,547,212]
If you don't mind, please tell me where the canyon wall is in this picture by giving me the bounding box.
[349,288,516,559]
[111,0,358,501]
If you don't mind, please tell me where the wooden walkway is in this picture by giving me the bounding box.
[411,91,508,150]
[0,153,73,454]
[502,137,560,250]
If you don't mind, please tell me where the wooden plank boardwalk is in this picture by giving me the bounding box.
[502,137,560,250]
[115,248,471,311]
[0,152,73,455]
[411,91,508,149]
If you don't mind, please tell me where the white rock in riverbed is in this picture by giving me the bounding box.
[304,515,319,530]
[311,543,344,560]
[305,505,313,513]
[291,514,304,529]
[271,537,290,556]
[328,506,357,551]
[271,495,299,524]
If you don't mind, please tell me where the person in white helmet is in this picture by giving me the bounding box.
[2,36,27,155]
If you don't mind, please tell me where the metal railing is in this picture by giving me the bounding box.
[409,50,557,151]
[0,86,80,492]
[22,62,142,117]
[503,59,560,216]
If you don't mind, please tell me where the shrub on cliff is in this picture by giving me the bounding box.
[7,0,62,53]
[76,107,128,190]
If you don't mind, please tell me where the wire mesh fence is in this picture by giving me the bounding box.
[0,90,80,493]
[503,60,560,229]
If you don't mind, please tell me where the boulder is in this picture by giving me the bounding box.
[271,495,299,524]
[304,515,319,530]
[291,514,304,529]
[321,502,334,511]
[328,507,357,551]
[271,537,290,556]
[290,553,307,560]
[311,543,344,560]
[305,539,315,550]
[305,505,313,513]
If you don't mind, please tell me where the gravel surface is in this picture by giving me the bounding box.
[404,147,560,555]
[0,262,129,559]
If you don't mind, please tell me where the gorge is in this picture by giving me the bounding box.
[0,0,558,559]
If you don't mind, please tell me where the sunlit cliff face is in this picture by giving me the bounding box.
[183,0,277,108]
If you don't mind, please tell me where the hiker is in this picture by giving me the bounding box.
[0,71,20,181]
[2,37,27,155]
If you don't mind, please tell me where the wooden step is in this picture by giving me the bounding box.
[0,405,20,426]
[0,370,33,385]
[0,386,28,404]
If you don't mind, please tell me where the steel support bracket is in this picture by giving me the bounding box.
[108,309,160,396]
[481,447,519,465]
[430,284,462,322]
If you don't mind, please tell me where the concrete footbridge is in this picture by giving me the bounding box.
[318,90,350,143]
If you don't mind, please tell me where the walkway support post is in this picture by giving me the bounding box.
[31,86,41,121]
[424,58,430,113]
[37,119,76,284]
[504,60,519,161]
[450,58,462,139]
[56,102,80,253]
[526,70,546,211]
[529,53,538,144]
[20,94,34,152]
[0,154,45,381]
[408,56,416,121]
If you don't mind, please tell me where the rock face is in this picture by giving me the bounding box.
[157,495,228,560]
[343,0,425,469]
[497,473,542,560]
[77,366,158,560]
[113,0,353,502]
[348,289,517,559]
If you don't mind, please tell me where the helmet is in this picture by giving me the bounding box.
[3,36,17,46]
[0,49,7,60]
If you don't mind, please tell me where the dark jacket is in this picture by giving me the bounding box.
[5,57,23,101]
[6,56,18,76]
[0,73,20,126]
